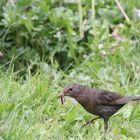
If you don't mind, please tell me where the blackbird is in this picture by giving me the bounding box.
[58,84,140,132]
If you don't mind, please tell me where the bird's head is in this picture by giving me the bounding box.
[58,84,82,104]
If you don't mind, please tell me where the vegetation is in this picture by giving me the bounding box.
[0,0,140,139]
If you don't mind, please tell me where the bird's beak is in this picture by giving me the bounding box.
[57,92,65,104]
[57,91,64,98]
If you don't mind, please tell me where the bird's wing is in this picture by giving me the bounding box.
[95,89,126,106]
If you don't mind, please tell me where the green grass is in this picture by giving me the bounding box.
[1,41,140,140]
[1,0,140,139]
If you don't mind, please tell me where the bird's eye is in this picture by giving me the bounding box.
[69,88,73,91]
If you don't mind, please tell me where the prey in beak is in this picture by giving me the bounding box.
[57,92,65,104]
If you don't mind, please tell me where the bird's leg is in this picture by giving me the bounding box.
[103,118,109,132]
[82,116,100,127]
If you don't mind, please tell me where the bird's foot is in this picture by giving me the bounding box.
[82,117,100,127]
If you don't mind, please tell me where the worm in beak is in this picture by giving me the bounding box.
[57,93,65,104]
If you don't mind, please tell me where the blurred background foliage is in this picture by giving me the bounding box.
[0,0,139,74]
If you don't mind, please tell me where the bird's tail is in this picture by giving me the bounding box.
[114,95,140,105]
[130,96,140,101]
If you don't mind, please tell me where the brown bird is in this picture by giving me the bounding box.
[58,84,140,132]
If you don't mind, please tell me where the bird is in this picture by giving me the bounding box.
[58,84,140,132]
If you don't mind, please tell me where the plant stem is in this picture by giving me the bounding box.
[78,0,83,39]
[9,0,16,7]
[92,0,96,36]
[115,0,131,24]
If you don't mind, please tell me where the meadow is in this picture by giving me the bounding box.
[0,0,140,139]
